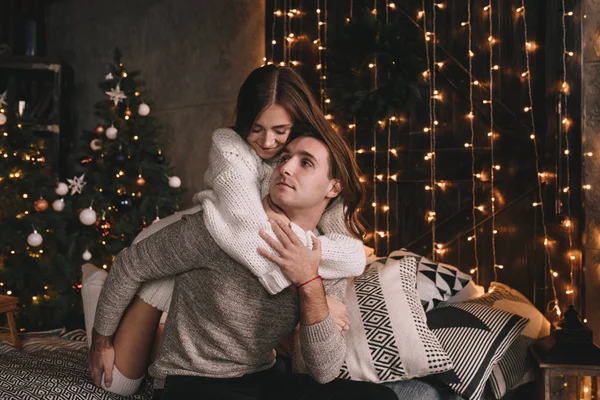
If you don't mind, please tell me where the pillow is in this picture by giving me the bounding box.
[471,282,550,399]
[394,250,473,311]
[426,300,529,400]
[447,280,485,303]
[338,253,457,383]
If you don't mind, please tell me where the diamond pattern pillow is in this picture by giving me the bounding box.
[470,282,550,399]
[394,250,473,311]
[426,301,529,400]
[337,253,457,383]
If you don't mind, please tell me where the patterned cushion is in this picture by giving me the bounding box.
[471,282,550,399]
[426,301,529,400]
[394,250,472,311]
[338,253,457,383]
[0,328,153,399]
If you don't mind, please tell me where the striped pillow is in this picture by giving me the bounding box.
[470,282,550,398]
[426,301,529,400]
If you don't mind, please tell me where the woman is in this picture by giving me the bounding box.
[86,65,367,396]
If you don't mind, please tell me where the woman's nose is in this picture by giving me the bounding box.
[261,131,275,147]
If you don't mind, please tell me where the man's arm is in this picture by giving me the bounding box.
[258,220,347,383]
[297,279,347,383]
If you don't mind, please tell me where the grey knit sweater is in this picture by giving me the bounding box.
[94,210,347,384]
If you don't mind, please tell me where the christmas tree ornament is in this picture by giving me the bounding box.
[27,230,43,247]
[0,112,6,126]
[138,103,150,116]
[105,83,127,106]
[52,198,65,212]
[156,150,165,164]
[34,198,49,212]
[95,125,105,135]
[105,72,114,81]
[124,107,132,118]
[0,90,6,107]
[90,138,102,151]
[82,250,92,261]
[80,156,93,165]
[152,216,161,224]
[67,174,87,195]
[79,207,97,225]
[117,194,132,211]
[136,175,146,187]
[96,217,111,237]
[106,125,118,140]
[114,152,127,164]
[168,176,182,188]
[55,182,69,196]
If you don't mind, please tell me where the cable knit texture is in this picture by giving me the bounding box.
[94,211,346,383]
[193,128,366,294]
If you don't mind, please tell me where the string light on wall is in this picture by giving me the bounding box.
[487,1,500,281]
[519,1,560,316]
[465,0,480,282]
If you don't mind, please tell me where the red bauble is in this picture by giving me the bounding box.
[34,198,49,212]
[96,218,111,237]
[95,125,105,135]
[136,176,146,187]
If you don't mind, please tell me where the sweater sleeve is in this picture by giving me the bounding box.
[193,128,309,295]
[296,278,348,383]
[93,211,220,336]
[315,198,367,279]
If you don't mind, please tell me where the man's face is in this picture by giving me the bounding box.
[269,136,340,213]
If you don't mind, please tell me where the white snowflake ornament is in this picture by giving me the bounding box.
[105,83,127,106]
[67,174,87,195]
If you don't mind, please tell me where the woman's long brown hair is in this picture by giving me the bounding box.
[234,65,366,239]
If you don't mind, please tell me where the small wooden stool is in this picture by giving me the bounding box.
[0,295,20,348]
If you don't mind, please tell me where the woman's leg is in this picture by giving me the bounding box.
[112,295,163,378]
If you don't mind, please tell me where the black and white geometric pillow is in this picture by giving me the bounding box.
[469,282,550,399]
[393,250,472,312]
[426,301,529,400]
[0,328,153,399]
[339,253,457,383]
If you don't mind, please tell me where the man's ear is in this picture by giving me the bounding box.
[326,179,342,199]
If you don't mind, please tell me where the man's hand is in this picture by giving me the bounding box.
[257,219,321,286]
[327,296,350,332]
[89,329,115,388]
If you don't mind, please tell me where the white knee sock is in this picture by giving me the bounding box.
[81,263,108,348]
[101,366,144,396]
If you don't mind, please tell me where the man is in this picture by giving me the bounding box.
[90,133,397,399]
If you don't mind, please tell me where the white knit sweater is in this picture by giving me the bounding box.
[192,128,366,294]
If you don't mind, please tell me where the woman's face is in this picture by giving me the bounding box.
[247,104,293,160]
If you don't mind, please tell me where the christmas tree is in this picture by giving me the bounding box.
[0,83,79,331]
[66,49,184,273]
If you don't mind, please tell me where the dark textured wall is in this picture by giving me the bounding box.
[48,0,265,204]
[583,0,600,343]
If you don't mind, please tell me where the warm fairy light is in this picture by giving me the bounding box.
[434,3,445,9]
[372,202,377,207]
[470,268,477,274]
[464,143,472,147]
[521,71,529,77]
[417,10,425,18]
[376,174,384,181]
[563,187,569,193]
[495,264,504,269]
[7,291,12,295]
[561,82,570,93]
[524,106,531,112]
[566,289,574,294]
[483,5,490,11]
[382,205,390,211]
[425,185,432,191]
[371,146,376,151]
[467,112,474,119]
[388,3,396,9]
[483,100,492,104]
[563,219,572,228]
[436,62,445,68]
[390,149,397,155]
[325,114,332,120]
[461,22,469,27]
[422,70,430,78]
[494,165,501,170]
[390,174,398,181]
[533,202,541,207]
[348,123,355,129]
[585,152,593,157]
[566,51,574,56]
[468,236,475,241]
[476,205,485,211]
[516,7,524,12]
[544,238,549,246]
[357,149,365,154]
[584,184,592,190]
[274,9,283,16]
[377,231,387,237]
[530,134,535,139]
[473,80,480,85]
[23,194,28,198]
[492,65,499,70]
[493,230,498,234]
[368,63,376,68]
[564,149,570,155]
[423,127,431,133]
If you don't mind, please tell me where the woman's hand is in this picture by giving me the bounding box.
[327,296,350,332]
[257,219,321,286]
[88,329,115,388]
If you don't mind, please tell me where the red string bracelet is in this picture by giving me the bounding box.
[296,275,322,289]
